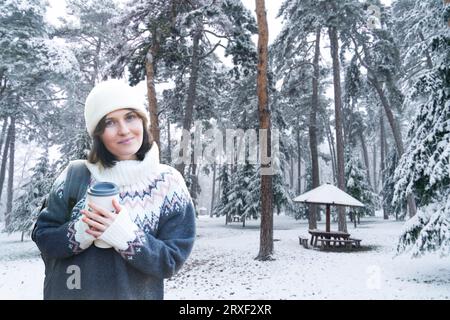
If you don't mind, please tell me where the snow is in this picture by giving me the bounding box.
[293,184,365,207]
[1,214,450,300]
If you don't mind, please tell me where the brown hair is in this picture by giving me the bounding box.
[87,109,153,168]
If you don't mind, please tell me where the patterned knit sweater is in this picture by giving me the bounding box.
[33,142,196,300]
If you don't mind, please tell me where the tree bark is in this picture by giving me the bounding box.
[210,162,216,217]
[5,117,15,228]
[325,119,337,184]
[189,153,199,209]
[0,119,12,207]
[0,68,6,98]
[369,78,404,155]
[289,156,294,189]
[255,0,273,261]
[91,36,102,86]
[146,36,161,154]
[0,118,8,158]
[175,24,202,177]
[369,76,417,217]
[217,170,221,216]
[445,0,450,27]
[167,116,172,164]
[296,128,302,195]
[358,130,372,188]
[328,26,347,232]
[351,36,417,216]
[380,112,389,220]
[373,143,377,191]
[308,27,321,230]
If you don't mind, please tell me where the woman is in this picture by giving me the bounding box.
[32,79,196,300]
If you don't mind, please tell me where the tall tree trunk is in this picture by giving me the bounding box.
[175,24,202,177]
[289,156,294,189]
[373,143,377,191]
[167,116,172,164]
[296,128,302,195]
[217,169,221,216]
[325,119,337,184]
[369,76,417,217]
[210,162,216,217]
[91,36,102,86]
[0,118,8,158]
[255,0,273,261]
[380,113,389,220]
[0,120,12,207]
[446,0,450,27]
[5,117,15,228]
[189,153,199,210]
[328,26,347,233]
[146,36,161,154]
[308,27,321,230]
[298,157,301,194]
[370,78,404,155]
[358,130,372,188]
[352,37,417,217]
[0,68,6,98]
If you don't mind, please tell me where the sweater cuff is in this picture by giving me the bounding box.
[98,207,138,251]
[73,218,96,250]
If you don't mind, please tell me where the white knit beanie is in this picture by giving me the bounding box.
[84,79,149,137]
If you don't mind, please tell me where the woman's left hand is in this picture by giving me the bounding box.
[81,198,122,238]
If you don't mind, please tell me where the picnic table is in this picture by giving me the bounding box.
[232,215,241,222]
[308,229,361,248]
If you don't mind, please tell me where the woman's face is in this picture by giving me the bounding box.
[100,109,144,161]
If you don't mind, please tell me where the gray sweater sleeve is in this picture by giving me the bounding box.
[33,167,95,259]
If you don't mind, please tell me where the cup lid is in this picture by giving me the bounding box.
[87,182,120,197]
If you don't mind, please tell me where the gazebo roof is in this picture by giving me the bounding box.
[293,183,365,207]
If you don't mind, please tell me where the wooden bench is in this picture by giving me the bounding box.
[298,236,309,249]
[316,238,351,248]
[317,239,361,248]
[348,238,362,248]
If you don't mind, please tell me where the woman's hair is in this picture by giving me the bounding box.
[87,109,153,168]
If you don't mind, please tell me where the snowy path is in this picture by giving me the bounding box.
[1,214,449,299]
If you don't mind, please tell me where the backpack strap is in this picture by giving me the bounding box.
[63,160,91,221]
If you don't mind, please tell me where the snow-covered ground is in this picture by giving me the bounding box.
[1,214,449,300]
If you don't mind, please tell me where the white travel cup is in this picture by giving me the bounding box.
[86,182,120,249]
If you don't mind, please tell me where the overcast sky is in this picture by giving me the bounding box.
[46,0,392,45]
[46,0,283,44]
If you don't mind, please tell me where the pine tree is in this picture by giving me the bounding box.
[345,156,376,218]
[272,169,294,215]
[0,0,78,144]
[4,149,56,238]
[394,20,450,256]
[0,0,79,227]
[214,164,231,219]
[382,151,405,220]
[232,162,258,223]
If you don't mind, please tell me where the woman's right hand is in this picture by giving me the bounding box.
[81,199,121,238]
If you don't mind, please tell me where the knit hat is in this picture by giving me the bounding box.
[84,79,149,137]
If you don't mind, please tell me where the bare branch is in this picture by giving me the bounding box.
[199,41,222,60]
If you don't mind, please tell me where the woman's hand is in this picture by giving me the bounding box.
[81,199,122,238]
